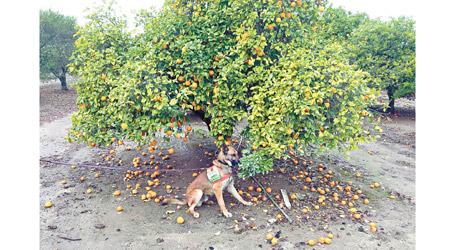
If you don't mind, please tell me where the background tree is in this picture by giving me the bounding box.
[68,0,381,177]
[348,17,415,114]
[40,9,77,90]
[319,6,369,43]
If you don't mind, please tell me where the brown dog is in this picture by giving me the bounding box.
[162,144,252,218]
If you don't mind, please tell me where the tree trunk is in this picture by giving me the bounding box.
[387,86,395,114]
[59,74,68,91]
[193,109,212,131]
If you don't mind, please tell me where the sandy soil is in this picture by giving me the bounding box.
[40,81,415,250]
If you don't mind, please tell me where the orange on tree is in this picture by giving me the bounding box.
[68,0,382,179]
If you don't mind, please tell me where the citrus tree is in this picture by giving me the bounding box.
[348,17,415,114]
[68,0,381,177]
[319,6,369,43]
[40,9,77,90]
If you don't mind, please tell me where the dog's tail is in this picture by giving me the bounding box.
[161,197,187,206]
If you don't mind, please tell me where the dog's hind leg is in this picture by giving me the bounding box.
[186,189,203,218]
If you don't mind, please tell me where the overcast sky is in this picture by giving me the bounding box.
[40,0,417,27]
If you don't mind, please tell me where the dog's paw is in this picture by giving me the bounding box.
[223,211,232,218]
[193,212,200,218]
[244,201,253,206]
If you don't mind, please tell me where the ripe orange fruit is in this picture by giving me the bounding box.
[256,187,262,193]
[248,186,254,191]
[95,173,100,178]
[209,70,214,77]
[101,96,107,101]
[87,188,92,194]
[318,237,325,244]
[271,238,278,245]
[176,216,184,224]
[168,148,175,154]
[113,190,121,196]
[121,123,128,130]
[44,202,52,208]
[290,194,297,200]
[266,187,272,193]
[328,233,333,239]
[308,240,316,246]
[117,206,123,212]
[176,58,182,64]
[266,233,273,240]
[324,238,332,244]
[277,1,283,6]
[191,81,198,89]
[364,199,370,205]
[166,130,173,136]
[61,180,67,184]
[305,177,312,183]
[80,177,85,181]
[268,24,274,30]
[374,182,380,188]
[356,173,361,178]
[370,226,377,232]
[354,214,361,219]
[101,73,106,80]
[291,2,296,7]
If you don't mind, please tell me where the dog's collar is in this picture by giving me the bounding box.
[218,160,229,166]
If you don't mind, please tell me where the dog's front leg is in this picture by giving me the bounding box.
[214,184,232,218]
[227,183,253,206]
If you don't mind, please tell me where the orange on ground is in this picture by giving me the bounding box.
[117,206,123,212]
[271,238,278,245]
[177,216,184,224]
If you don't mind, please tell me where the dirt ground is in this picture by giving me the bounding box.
[40,80,415,250]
